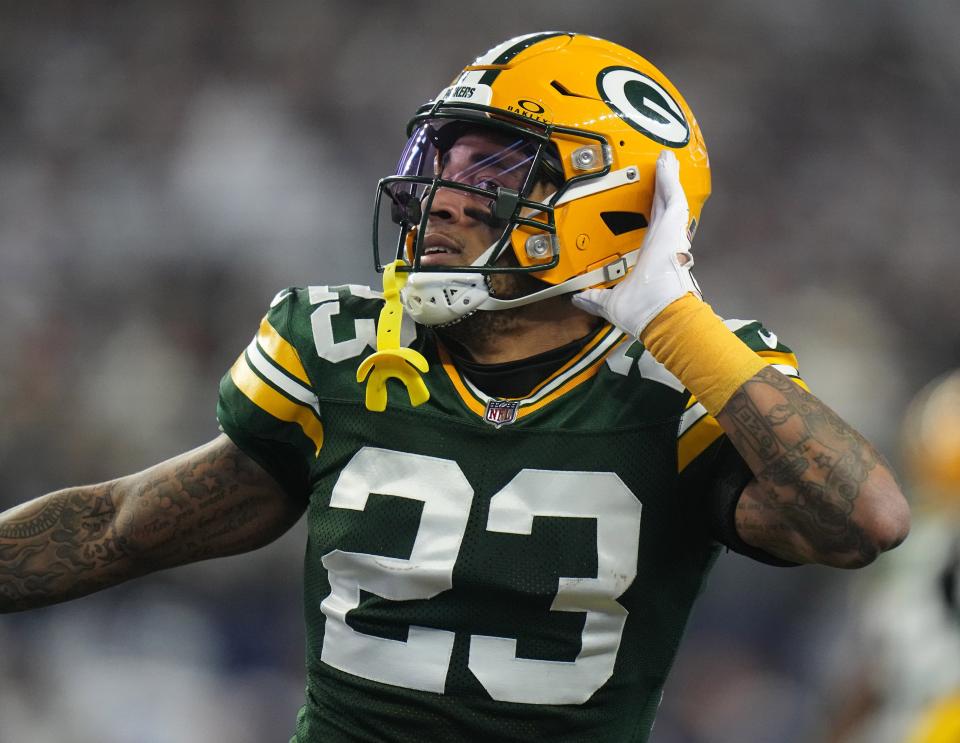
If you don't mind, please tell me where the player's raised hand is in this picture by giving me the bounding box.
[572,150,700,338]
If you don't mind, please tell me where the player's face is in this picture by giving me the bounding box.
[420,130,535,268]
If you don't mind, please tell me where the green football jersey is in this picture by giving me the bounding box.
[216,285,805,743]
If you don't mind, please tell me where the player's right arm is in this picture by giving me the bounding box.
[0,434,305,613]
[574,151,910,567]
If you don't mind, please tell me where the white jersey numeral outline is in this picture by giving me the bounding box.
[319,447,642,705]
[308,285,417,363]
[320,448,473,692]
[308,285,378,363]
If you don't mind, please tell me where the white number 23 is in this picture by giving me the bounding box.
[319,447,642,706]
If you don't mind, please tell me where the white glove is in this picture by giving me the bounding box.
[572,150,700,338]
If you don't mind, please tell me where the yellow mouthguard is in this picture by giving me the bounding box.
[356,260,430,412]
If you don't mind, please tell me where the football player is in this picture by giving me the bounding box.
[0,32,909,742]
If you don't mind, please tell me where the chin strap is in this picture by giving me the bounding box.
[356,260,430,412]
[477,246,643,312]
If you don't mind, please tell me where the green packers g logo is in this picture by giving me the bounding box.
[596,66,690,147]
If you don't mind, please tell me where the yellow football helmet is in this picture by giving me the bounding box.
[901,370,960,512]
[374,32,711,326]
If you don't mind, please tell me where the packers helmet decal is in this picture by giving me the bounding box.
[597,66,690,147]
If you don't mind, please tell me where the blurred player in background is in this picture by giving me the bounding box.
[0,33,910,742]
[827,371,960,743]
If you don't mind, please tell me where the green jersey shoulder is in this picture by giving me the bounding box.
[217,285,805,743]
[218,285,803,484]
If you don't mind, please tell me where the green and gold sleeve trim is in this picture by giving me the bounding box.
[229,316,324,455]
[676,349,808,472]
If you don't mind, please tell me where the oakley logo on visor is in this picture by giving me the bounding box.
[597,67,689,147]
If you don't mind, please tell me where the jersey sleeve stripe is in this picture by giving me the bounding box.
[756,349,800,368]
[771,363,800,378]
[677,415,724,471]
[676,364,808,472]
[678,401,708,436]
[256,316,312,386]
[788,375,810,392]
[246,340,321,416]
[229,353,324,455]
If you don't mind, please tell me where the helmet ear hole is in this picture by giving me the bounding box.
[599,211,648,236]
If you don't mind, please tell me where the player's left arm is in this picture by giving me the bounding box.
[573,150,909,568]
[715,366,906,567]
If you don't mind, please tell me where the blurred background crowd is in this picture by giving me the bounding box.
[1,1,958,741]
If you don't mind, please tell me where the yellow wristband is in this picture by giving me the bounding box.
[640,294,767,416]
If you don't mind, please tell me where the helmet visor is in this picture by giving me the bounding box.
[374,118,560,273]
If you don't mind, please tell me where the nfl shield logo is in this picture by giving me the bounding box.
[484,399,520,427]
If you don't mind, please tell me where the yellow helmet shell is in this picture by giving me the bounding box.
[429,32,711,288]
[902,370,960,510]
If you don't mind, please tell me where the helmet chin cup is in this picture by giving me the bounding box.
[401,272,491,326]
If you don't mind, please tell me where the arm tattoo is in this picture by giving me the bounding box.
[0,487,129,611]
[121,440,294,566]
[720,366,882,564]
[0,436,301,613]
